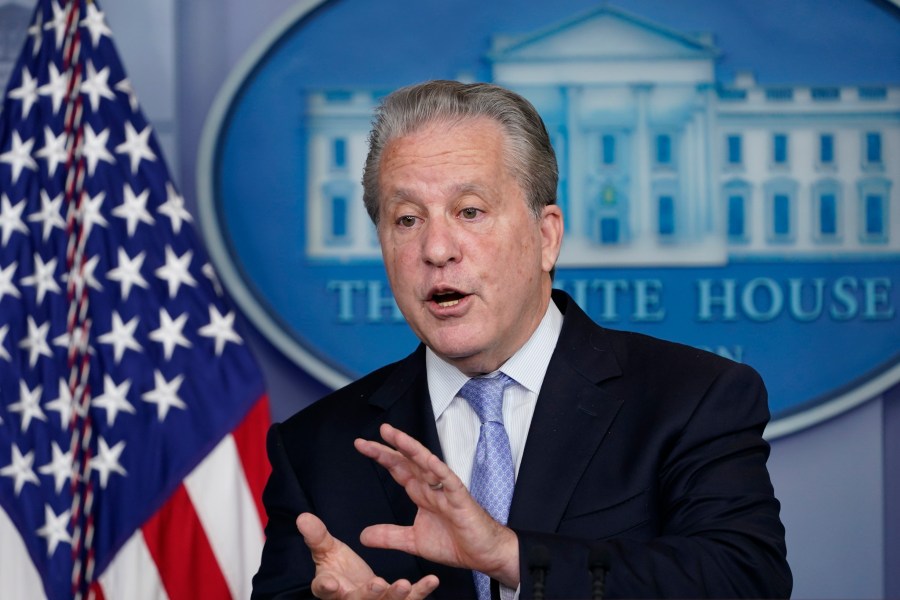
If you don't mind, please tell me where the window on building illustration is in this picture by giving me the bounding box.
[819,134,834,165]
[773,133,789,166]
[332,138,347,169]
[865,194,884,237]
[324,90,354,103]
[865,132,882,165]
[773,194,790,236]
[858,178,890,243]
[726,135,742,166]
[656,134,672,166]
[600,217,619,244]
[601,134,616,166]
[859,87,887,101]
[330,194,348,240]
[658,195,675,237]
[819,193,837,236]
[728,195,745,239]
[811,87,840,101]
[766,87,793,101]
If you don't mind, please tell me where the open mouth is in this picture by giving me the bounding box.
[431,290,466,308]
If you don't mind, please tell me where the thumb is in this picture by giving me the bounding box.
[296,512,336,556]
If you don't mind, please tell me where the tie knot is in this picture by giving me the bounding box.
[458,372,515,424]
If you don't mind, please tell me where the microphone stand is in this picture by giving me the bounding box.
[588,543,610,600]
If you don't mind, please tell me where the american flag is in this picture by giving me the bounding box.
[0,1,270,598]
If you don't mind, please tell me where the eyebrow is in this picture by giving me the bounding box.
[385,182,491,206]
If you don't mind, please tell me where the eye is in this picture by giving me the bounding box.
[460,207,480,220]
[397,215,418,228]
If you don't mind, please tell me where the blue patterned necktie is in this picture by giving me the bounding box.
[458,372,517,600]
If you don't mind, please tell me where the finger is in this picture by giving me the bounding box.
[309,572,341,599]
[360,523,415,554]
[296,513,338,556]
[408,575,440,600]
[311,574,391,600]
[379,424,461,493]
[354,438,419,489]
[380,579,412,600]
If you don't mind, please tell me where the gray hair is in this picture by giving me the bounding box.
[362,80,558,225]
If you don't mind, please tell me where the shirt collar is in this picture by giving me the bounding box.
[427,298,564,419]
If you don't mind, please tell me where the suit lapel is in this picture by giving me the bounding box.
[362,345,440,527]
[509,292,625,533]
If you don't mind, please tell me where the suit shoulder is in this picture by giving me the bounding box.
[601,326,762,387]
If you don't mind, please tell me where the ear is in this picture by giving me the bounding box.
[539,204,564,273]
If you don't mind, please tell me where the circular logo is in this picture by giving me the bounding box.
[198,0,900,437]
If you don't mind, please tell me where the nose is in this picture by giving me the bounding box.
[421,216,461,267]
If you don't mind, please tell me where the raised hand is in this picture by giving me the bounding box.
[354,423,521,588]
[296,512,439,599]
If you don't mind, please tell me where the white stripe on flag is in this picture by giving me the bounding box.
[0,506,46,599]
[184,433,264,600]
[99,529,169,600]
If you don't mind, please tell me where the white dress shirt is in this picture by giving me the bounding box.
[426,300,563,598]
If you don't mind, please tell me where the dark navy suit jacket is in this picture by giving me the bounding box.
[252,291,791,599]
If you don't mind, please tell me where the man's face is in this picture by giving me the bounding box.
[377,117,563,376]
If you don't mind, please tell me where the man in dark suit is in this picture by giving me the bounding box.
[252,80,791,599]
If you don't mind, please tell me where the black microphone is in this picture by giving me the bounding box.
[588,543,610,600]
[528,544,550,600]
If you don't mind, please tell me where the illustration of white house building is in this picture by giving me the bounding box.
[304,5,899,266]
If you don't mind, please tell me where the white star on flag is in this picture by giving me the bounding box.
[149,308,192,360]
[88,437,127,489]
[78,190,110,238]
[141,370,187,422]
[81,125,115,176]
[35,505,73,556]
[92,374,136,427]
[154,246,197,298]
[106,248,149,300]
[20,254,61,304]
[26,9,43,56]
[53,326,93,357]
[0,445,39,496]
[0,262,20,302]
[17,316,53,367]
[80,61,115,111]
[114,122,156,174]
[0,194,29,244]
[202,262,224,297]
[112,183,154,235]
[44,379,78,429]
[80,3,112,47]
[114,77,139,111]
[38,63,69,115]
[34,127,68,177]
[199,306,243,356]
[7,380,47,433]
[37,441,73,494]
[0,324,11,361]
[159,182,193,234]
[61,254,103,295]
[8,68,40,117]
[43,0,67,49]
[97,311,143,363]
[0,132,37,184]
[27,190,66,242]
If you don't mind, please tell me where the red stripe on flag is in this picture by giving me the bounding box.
[89,580,106,600]
[233,394,272,525]
[142,484,231,600]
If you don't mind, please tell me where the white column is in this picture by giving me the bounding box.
[632,84,653,242]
